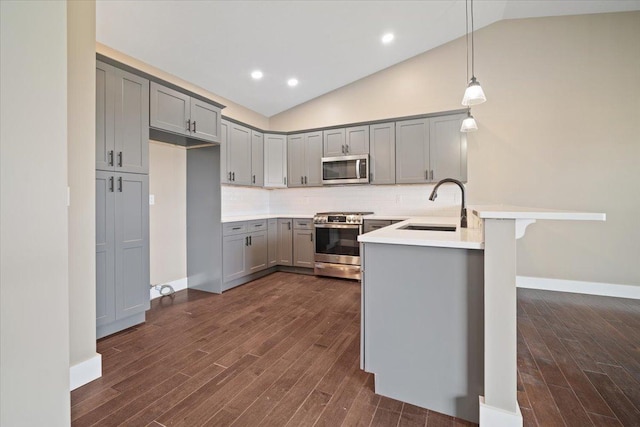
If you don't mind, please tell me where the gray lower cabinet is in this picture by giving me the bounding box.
[246,229,268,274]
[222,234,247,283]
[395,114,467,184]
[287,131,322,187]
[277,219,293,266]
[150,81,221,143]
[369,122,396,184]
[267,219,278,267]
[251,131,264,186]
[96,171,150,338]
[96,61,149,174]
[222,220,268,289]
[264,134,288,188]
[293,219,314,268]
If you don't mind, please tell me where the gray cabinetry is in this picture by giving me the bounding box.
[150,81,221,143]
[251,131,264,186]
[293,219,314,268]
[222,233,247,283]
[246,220,268,274]
[96,60,149,174]
[323,126,369,157]
[222,119,252,186]
[96,171,149,338]
[369,122,396,185]
[222,220,268,288]
[277,219,293,266]
[220,120,229,184]
[264,134,288,188]
[395,114,467,184]
[267,219,278,267]
[287,131,322,187]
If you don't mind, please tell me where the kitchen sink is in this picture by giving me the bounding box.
[399,224,457,232]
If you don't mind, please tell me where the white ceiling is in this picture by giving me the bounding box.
[96,0,640,117]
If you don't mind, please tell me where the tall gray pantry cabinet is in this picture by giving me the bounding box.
[96,60,150,339]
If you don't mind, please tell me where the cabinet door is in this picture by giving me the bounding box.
[114,69,149,174]
[96,62,115,171]
[267,219,277,267]
[150,82,190,136]
[246,231,268,274]
[305,131,323,186]
[223,234,247,282]
[114,172,150,320]
[345,125,370,155]
[190,97,221,143]
[370,123,396,185]
[96,171,115,326]
[228,123,252,185]
[264,134,287,188]
[277,219,293,266]
[323,128,346,157]
[293,229,315,268]
[251,131,264,186]
[395,118,430,184]
[220,120,229,184]
[287,134,305,188]
[429,113,467,182]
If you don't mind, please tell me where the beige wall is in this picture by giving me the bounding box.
[149,141,187,284]
[68,0,97,368]
[271,12,640,286]
[1,1,71,425]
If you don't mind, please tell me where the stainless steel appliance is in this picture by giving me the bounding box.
[321,154,369,185]
[313,211,373,280]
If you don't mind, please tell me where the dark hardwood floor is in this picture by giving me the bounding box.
[71,272,640,426]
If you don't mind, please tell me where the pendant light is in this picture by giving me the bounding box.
[460,108,478,132]
[462,0,486,106]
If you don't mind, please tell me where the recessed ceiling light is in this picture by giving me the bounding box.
[287,78,298,87]
[251,70,263,80]
[381,33,394,44]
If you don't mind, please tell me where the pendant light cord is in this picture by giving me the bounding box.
[471,0,475,78]
[465,0,469,83]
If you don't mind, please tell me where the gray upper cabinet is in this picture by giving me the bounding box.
[227,121,252,185]
[323,126,369,157]
[277,219,293,266]
[395,118,431,184]
[96,171,149,338]
[264,134,288,188]
[96,61,149,174]
[251,131,264,187]
[267,219,277,267]
[288,131,322,187]
[369,122,396,185]
[150,81,221,143]
[429,113,467,182]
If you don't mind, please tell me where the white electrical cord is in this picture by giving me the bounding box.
[152,283,176,297]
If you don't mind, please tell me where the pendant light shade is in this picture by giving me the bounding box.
[460,110,478,132]
[462,76,486,106]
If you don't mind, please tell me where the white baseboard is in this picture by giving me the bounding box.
[479,396,523,427]
[70,353,102,391]
[516,276,640,300]
[150,277,188,300]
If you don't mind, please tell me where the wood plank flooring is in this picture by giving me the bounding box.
[71,273,640,426]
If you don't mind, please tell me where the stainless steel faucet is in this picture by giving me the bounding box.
[428,178,467,228]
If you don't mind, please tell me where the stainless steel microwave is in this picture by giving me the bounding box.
[321,154,369,185]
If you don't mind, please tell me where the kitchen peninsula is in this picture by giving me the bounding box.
[358,206,605,426]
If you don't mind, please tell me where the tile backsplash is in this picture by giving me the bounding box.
[222,184,463,217]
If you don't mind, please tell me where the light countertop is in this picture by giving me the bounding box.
[471,205,606,221]
[221,214,313,223]
[358,217,484,250]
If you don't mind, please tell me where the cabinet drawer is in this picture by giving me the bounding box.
[363,220,392,233]
[293,218,313,230]
[223,221,247,236]
[248,219,267,231]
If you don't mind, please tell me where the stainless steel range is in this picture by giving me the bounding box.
[313,211,373,280]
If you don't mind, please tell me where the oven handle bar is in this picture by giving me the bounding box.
[314,223,362,229]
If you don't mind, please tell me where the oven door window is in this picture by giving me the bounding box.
[315,226,360,257]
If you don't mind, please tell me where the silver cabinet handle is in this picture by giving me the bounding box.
[109,176,114,192]
[108,150,114,166]
[187,119,191,132]
[232,226,242,230]
[118,176,122,192]
[117,151,123,167]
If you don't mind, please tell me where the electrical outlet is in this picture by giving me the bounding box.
[149,194,155,205]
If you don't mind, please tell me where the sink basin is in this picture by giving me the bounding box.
[399,224,457,232]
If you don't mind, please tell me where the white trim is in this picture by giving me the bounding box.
[70,353,102,391]
[150,277,188,300]
[479,396,523,427]
[516,276,640,300]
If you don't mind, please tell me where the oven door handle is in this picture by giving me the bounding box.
[314,224,361,229]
